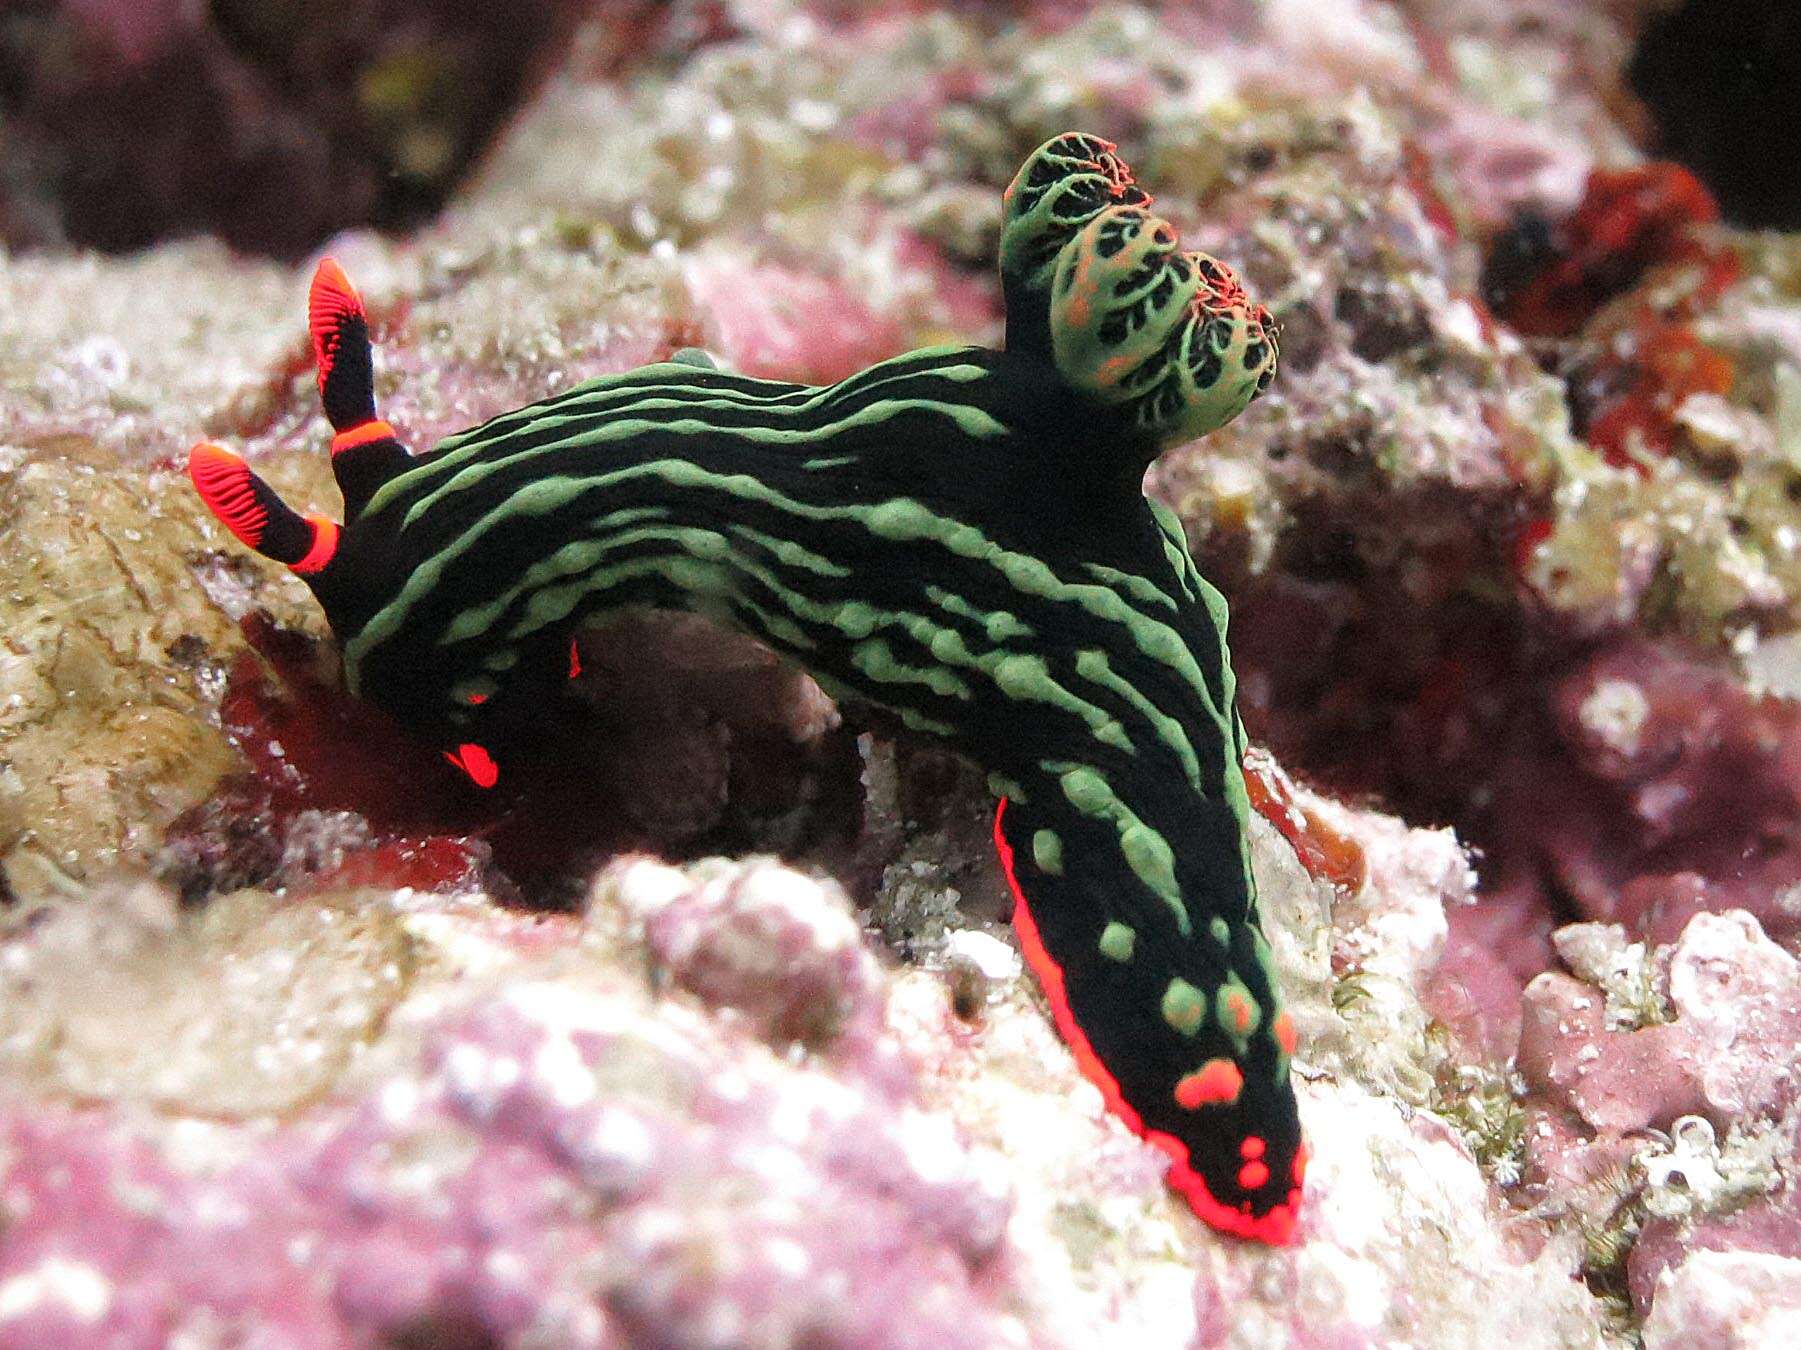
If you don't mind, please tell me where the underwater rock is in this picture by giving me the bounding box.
[1629,1113,1801,1322]
[0,242,293,455]
[1518,910,1801,1143]
[0,451,262,899]
[0,881,412,1115]
[0,928,1029,1347]
[1188,1081,1597,1348]
[596,855,891,1059]
[1498,640,1801,948]
[1640,1250,1801,1349]
[1664,912,1801,1123]
[1511,910,1801,1321]
[0,803,1609,1346]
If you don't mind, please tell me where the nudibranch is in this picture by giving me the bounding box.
[188,134,1304,1242]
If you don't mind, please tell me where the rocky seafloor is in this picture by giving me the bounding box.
[2,0,1799,1345]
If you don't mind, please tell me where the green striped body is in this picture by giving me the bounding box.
[191,133,1304,1242]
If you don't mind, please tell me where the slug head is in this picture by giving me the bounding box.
[1047,205,1277,448]
[1001,133,1153,356]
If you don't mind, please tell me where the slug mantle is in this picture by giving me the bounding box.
[187,133,1303,1243]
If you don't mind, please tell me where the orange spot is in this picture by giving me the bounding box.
[1240,1136,1266,1160]
[466,692,489,706]
[1174,1059,1244,1109]
[1108,175,1140,200]
[445,742,499,789]
[1096,353,1132,385]
[1226,990,1256,1035]
[291,516,340,576]
[1238,1160,1270,1190]
[330,419,396,456]
[1293,1143,1310,1186]
[568,639,584,680]
[1273,1011,1298,1058]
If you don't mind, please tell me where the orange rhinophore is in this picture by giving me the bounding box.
[188,441,338,575]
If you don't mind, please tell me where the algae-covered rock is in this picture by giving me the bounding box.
[0,882,412,1114]
[0,453,252,897]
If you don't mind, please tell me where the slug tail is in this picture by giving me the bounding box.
[993,798,1305,1245]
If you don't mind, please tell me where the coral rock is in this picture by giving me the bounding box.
[596,855,889,1057]
[1666,911,1801,1123]
[1641,1250,1801,1349]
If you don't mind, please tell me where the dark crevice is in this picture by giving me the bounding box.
[0,2,678,258]
[1628,0,1801,230]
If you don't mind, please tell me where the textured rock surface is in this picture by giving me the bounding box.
[0,451,259,895]
[1640,1250,1801,1349]
[0,881,412,1114]
[1517,908,1801,1137]
[0,829,1607,1348]
[1,0,1798,1345]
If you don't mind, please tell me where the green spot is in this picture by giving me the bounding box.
[1216,974,1262,1051]
[1083,562,1179,614]
[1120,824,1184,923]
[1032,830,1064,875]
[835,602,881,640]
[926,586,1032,642]
[1052,764,1190,936]
[928,627,973,664]
[729,524,850,577]
[739,599,815,651]
[993,653,1133,753]
[852,637,972,700]
[896,706,956,736]
[1210,916,1231,947]
[1073,648,1200,790]
[1098,921,1135,962]
[1161,978,1207,1036]
[987,772,1027,802]
[1058,765,1111,815]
